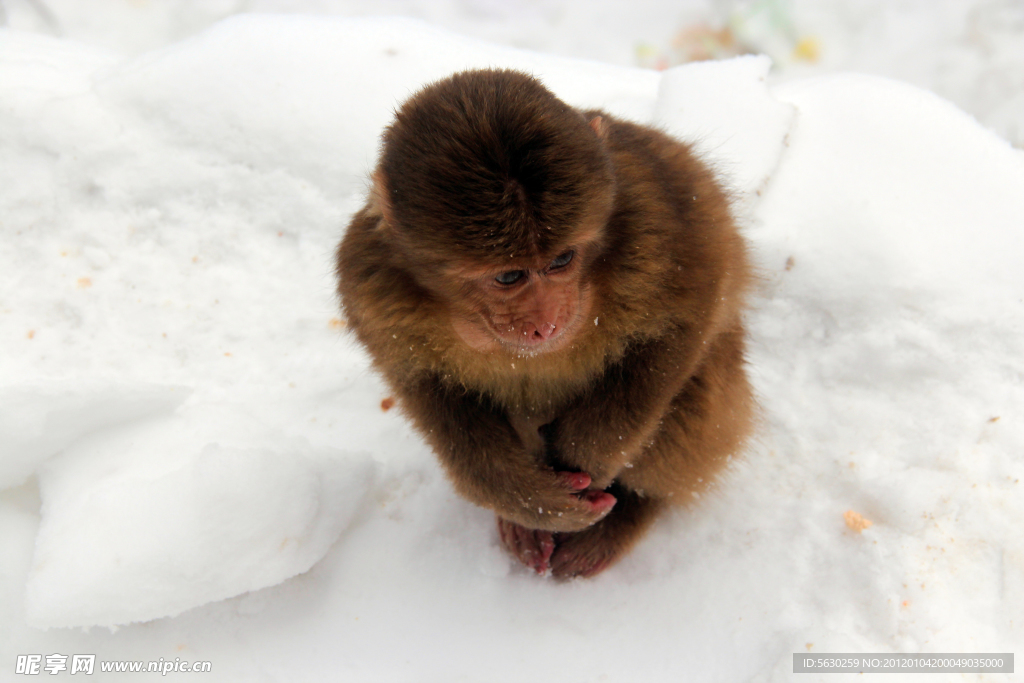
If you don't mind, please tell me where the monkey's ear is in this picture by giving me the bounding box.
[371,169,396,228]
[588,116,607,140]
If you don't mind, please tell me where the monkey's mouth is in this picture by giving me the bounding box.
[451,297,592,356]
[491,313,583,356]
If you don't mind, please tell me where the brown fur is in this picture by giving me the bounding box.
[336,69,753,578]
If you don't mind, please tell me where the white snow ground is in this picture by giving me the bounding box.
[3,0,1023,148]
[1,9,1023,683]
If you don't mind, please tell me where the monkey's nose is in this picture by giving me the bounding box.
[521,321,557,344]
[537,322,557,339]
[533,322,557,340]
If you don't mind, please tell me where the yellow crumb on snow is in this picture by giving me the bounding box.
[844,509,873,533]
[793,36,820,62]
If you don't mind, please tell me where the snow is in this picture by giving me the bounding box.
[653,54,795,203]
[745,71,1024,672]
[4,0,1022,148]
[26,407,375,629]
[1,8,1023,683]
[0,383,189,490]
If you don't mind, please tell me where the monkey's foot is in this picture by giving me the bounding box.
[497,517,555,574]
[549,490,664,579]
[547,527,622,578]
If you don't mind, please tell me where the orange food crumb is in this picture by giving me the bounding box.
[381,397,396,412]
[27,330,35,339]
[77,277,92,288]
[844,509,873,533]
[328,317,347,329]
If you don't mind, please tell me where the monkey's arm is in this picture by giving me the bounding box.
[396,373,616,532]
[552,323,719,487]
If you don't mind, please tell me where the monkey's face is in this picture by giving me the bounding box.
[446,247,594,356]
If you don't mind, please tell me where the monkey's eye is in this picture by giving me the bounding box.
[549,250,574,269]
[495,270,526,286]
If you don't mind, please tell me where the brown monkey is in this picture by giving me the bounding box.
[336,69,753,578]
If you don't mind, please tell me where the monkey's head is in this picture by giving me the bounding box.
[374,69,615,355]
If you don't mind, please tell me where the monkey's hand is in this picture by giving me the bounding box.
[503,469,616,532]
[495,473,614,573]
[496,475,613,573]
[396,373,616,532]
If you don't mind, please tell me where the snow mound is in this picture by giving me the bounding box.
[98,14,662,195]
[744,72,1024,659]
[654,54,796,203]
[760,73,1024,305]
[0,383,189,490]
[25,408,375,628]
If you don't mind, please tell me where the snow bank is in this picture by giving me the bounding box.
[98,14,661,196]
[0,383,188,490]
[654,54,796,203]
[744,71,1024,665]
[761,74,1024,304]
[25,409,374,628]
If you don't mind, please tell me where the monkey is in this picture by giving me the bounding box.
[336,69,753,578]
